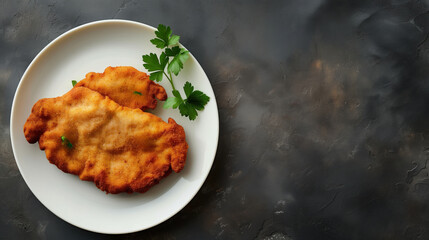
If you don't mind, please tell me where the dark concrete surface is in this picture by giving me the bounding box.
[2,0,429,239]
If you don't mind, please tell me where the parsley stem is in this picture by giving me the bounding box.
[169,79,177,91]
[163,72,171,81]
[164,59,177,92]
[163,71,176,91]
[169,71,175,90]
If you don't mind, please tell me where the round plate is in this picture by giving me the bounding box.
[10,20,218,234]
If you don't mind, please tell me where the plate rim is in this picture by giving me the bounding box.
[9,19,219,234]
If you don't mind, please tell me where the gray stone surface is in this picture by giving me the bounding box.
[2,0,429,239]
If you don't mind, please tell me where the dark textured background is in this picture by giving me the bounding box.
[2,0,429,239]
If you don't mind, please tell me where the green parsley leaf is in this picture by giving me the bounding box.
[151,24,170,48]
[179,102,198,120]
[150,38,166,49]
[165,46,181,56]
[133,91,142,95]
[61,136,73,149]
[150,24,180,49]
[142,52,168,82]
[149,72,163,82]
[72,80,77,87]
[168,48,190,76]
[142,53,166,71]
[169,35,180,46]
[173,82,210,120]
[183,81,193,98]
[172,89,183,100]
[163,96,182,109]
[187,90,210,110]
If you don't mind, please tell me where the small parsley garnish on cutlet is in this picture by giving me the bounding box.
[61,136,73,149]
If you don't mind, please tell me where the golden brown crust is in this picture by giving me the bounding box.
[23,87,187,194]
[74,66,167,110]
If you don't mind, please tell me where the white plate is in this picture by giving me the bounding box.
[10,20,219,234]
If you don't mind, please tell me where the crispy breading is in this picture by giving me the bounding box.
[74,66,167,110]
[23,87,187,194]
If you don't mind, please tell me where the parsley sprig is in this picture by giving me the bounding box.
[142,24,210,120]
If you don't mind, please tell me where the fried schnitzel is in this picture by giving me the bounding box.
[74,66,167,110]
[24,87,187,194]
